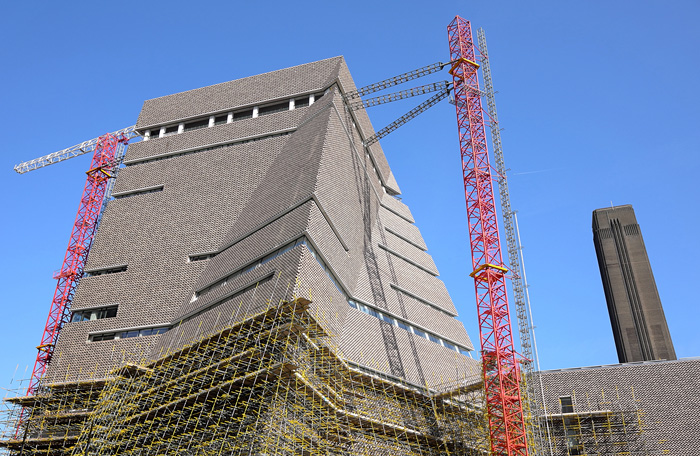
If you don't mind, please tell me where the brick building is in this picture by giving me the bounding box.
[592,205,676,362]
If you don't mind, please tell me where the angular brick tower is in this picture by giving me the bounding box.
[44,56,477,389]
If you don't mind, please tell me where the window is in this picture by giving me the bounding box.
[560,396,574,414]
[428,333,441,344]
[113,186,164,199]
[163,125,178,137]
[84,265,127,277]
[72,305,118,322]
[258,101,289,116]
[295,97,310,108]
[232,109,254,121]
[184,118,209,132]
[89,325,170,342]
[214,114,228,125]
[90,333,116,342]
[188,253,217,262]
[380,314,395,325]
[413,328,427,339]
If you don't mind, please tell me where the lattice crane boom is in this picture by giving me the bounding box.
[348,81,451,111]
[345,61,451,100]
[448,16,528,456]
[363,87,452,147]
[13,125,138,174]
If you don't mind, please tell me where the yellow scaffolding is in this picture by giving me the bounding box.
[2,295,489,456]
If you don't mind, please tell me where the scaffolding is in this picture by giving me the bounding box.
[1,295,490,456]
[540,387,662,456]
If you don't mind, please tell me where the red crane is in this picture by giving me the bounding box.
[12,127,138,401]
[447,16,529,455]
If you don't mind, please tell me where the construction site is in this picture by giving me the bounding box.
[2,15,698,456]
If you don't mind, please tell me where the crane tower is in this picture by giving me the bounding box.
[448,16,529,456]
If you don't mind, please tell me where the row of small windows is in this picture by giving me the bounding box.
[144,92,324,141]
[84,265,127,277]
[348,300,470,355]
[300,238,470,355]
[71,305,118,322]
[89,326,169,342]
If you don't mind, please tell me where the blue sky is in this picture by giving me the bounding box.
[1,1,698,390]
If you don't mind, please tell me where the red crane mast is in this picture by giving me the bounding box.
[447,16,529,455]
[25,133,125,397]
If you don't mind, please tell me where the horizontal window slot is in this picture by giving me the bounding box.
[188,252,217,262]
[232,109,254,121]
[84,265,128,277]
[183,119,209,132]
[348,299,469,355]
[72,305,118,322]
[89,325,169,342]
[258,101,289,116]
[295,97,310,108]
[113,185,164,199]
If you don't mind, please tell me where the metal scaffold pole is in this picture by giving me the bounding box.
[476,27,548,455]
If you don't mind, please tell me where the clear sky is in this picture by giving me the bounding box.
[1,1,698,391]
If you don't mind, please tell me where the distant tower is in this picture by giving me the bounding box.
[592,205,676,362]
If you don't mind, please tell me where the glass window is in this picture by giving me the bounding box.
[458,347,470,356]
[258,101,289,116]
[428,334,440,344]
[232,109,254,121]
[184,118,209,132]
[560,396,574,414]
[295,97,310,108]
[121,330,139,339]
[444,342,457,351]
[92,333,115,342]
[380,314,395,325]
[397,320,410,331]
[413,328,427,339]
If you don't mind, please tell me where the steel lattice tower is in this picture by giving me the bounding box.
[447,16,528,456]
[26,133,125,397]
